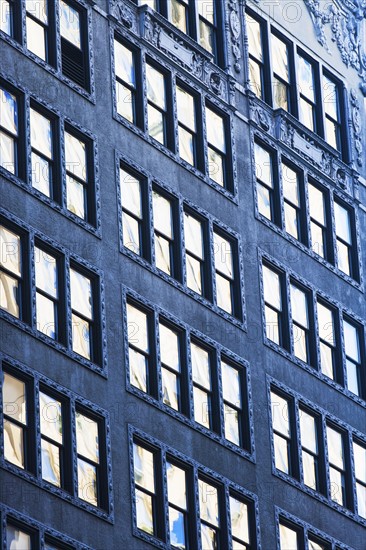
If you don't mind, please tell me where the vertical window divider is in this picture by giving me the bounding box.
[161,449,170,545]
[346,430,355,513]
[70,397,78,500]
[217,355,225,440]
[186,330,195,423]
[208,220,216,307]
[34,380,43,481]
[155,311,163,403]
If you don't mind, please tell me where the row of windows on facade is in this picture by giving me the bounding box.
[0,221,102,364]
[254,141,359,282]
[126,295,250,451]
[278,515,350,550]
[261,259,365,401]
[0,83,97,226]
[270,386,366,520]
[246,10,348,160]
[2,367,109,511]
[1,0,90,89]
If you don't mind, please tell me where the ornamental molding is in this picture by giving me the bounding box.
[350,87,363,167]
[303,0,366,94]
[228,0,242,72]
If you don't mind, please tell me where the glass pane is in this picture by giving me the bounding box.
[0,130,15,173]
[31,152,51,196]
[230,496,249,544]
[134,443,155,491]
[353,442,366,483]
[123,212,140,255]
[178,126,194,165]
[208,147,224,186]
[146,64,165,108]
[77,458,97,505]
[0,227,20,276]
[271,392,289,436]
[186,254,202,294]
[184,213,203,258]
[224,403,239,445]
[216,273,232,314]
[70,269,92,319]
[41,439,61,486]
[129,348,147,392]
[293,325,307,362]
[329,466,344,505]
[271,34,289,81]
[302,450,317,489]
[320,342,334,379]
[249,59,262,97]
[263,265,281,309]
[66,174,85,219]
[30,108,52,158]
[356,483,366,519]
[116,82,134,122]
[297,55,314,101]
[39,392,62,443]
[343,321,360,362]
[176,86,195,130]
[76,412,99,462]
[327,427,344,468]
[290,285,308,327]
[274,433,289,473]
[4,420,24,468]
[3,373,26,423]
[282,165,299,206]
[265,305,279,344]
[127,303,148,352]
[191,343,210,389]
[310,222,324,258]
[334,203,351,244]
[135,488,154,534]
[167,462,186,509]
[162,368,179,410]
[346,359,360,396]
[169,507,185,549]
[35,247,57,297]
[325,118,337,149]
[337,240,350,275]
[206,107,225,152]
[300,410,317,453]
[193,386,210,428]
[155,234,171,274]
[308,185,325,224]
[36,293,56,339]
[198,0,214,23]
[160,323,179,371]
[6,525,31,550]
[213,232,232,278]
[0,272,19,317]
[201,524,217,550]
[246,14,262,60]
[199,20,213,53]
[169,0,186,32]
[273,78,288,110]
[0,1,11,35]
[279,523,298,550]
[60,0,81,48]
[26,16,46,60]
[0,88,18,135]
[26,0,47,22]
[221,362,240,406]
[254,143,272,187]
[153,191,172,237]
[114,40,134,84]
[65,132,86,182]
[323,76,338,119]
[257,183,271,219]
[71,313,90,359]
[147,104,164,143]
[299,97,314,131]
[199,479,219,526]
[121,170,141,217]
[284,203,299,239]
[317,302,334,343]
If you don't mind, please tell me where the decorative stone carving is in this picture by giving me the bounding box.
[109,0,135,30]
[303,0,366,94]
[350,88,363,166]
[228,0,242,72]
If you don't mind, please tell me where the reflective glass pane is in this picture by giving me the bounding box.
[213,232,232,278]
[66,174,85,219]
[169,507,185,549]
[302,450,316,489]
[129,348,147,392]
[246,14,262,60]
[153,191,172,237]
[224,404,239,445]
[77,458,97,505]
[201,524,216,550]
[30,108,52,158]
[254,143,272,187]
[26,16,46,60]
[4,420,24,467]
[308,185,325,224]
[334,203,351,244]
[191,343,210,388]
[167,462,186,509]
[39,392,62,443]
[297,55,314,101]
[230,496,249,544]
[0,272,19,317]
[300,410,317,453]
[222,362,240,406]
[284,203,298,239]
[193,387,210,428]
[3,373,26,423]
[6,525,31,550]
[279,523,298,550]
[134,443,155,491]
[114,40,134,84]
[299,97,314,131]
[169,0,186,32]
[0,131,15,173]
[76,412,99,462]
[121,169,141,217]
[127,304,148,352]
[353,442,366,483]
[71,313,90,359]
[293,326,307,362]
[184,213,203,258]
[0,88,17,134]
[346,359,359,396]
[356,483,366,519]
[257,183,271,219]
[178,126,194,165]
[36,293,56,339]
[325,118,337,149]
[320,342,334,379]
[208,147,224,186]
[146,64,165,108]
[290,285,308,327]
[0,1,11,35]
[160,323,179,371]
[249,59,262,97]
[343,321,360,362]
[162,368,179,410]
[329,466,343,505]
[26,0,47,22]
[199,20,213,53]
[271,34,288,81]
[323,76,338,120]
[116,82,133,122]
[65,132,86,181]
[263,265,281,309]
[206,107,225,152]
[31,152,51,196]
[274,434,289,473]
[70,269,92,319]
[155,234,171,274]
[0,226,20,276]
[60,0,81,48]
[317,302,334,343]
[337,241,350,275]
[265,305,279,344]
[147,104,164,143]
[176,86,195,130]
[216,273,232,313]
[310,221,324,257]
[123,212,140,254]
[327,427,344,469]
[135,489,154,534]
[198,0,213,23]
[271,392,289,435]
[199,479,218,526]
[35,247,57,297]
[282,165,299,206]
[41,439,61,486]
[186,255,202,294]
[273,78,288,110]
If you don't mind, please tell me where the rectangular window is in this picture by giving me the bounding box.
[263,264,283,345]
[0,224,22,318]
[326,425,346,506]
[334,201,353,277]
[221,360,242,446]
[76,411,100,507]
[198,0,216,56]
[290,283,310,363]
[317,301,337,380]
[297,53,316,132]
[0,0,12,35]
[255,143,274,221]
[353,440,366,519]
[30,107,54,197]
[127,302,150,393]
[114,39,136,124]
[279,522,299,550]
[191,341,212,429]
[39,390,63,487]
[6,523,33,549]
[26,0,49,61]
[205,105,226,187]
[184,211,206,296]
[271,33,290,110]
[133,442,156,535]
[199,478,220,548]
[153,190,175,276]
[168,0,188,33]
[166,460,188,548]
[229,494,250,549]
[159,321,181,411]
[120,168,145,257]
[271,391,292,475]
[64,129,90,221]
[213,230,234,315]
[176,85,196,166]
[282,163,302,241]
[0,86,18,175]
[299,409,319,490]
[146,63,167,145]
[70,267,94,361]
[2,372,27,469]
[60,0,89,90]
[35,246,59,340]
[323,74,340,150]
[343,319,362,397]
[308,183,328,259]
[246,13,264,98]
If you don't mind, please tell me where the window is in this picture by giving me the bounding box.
[146,63,168,145]
[152,190,176,276]
[205,105,226,187]
[26,0,49,61]
[290,284,310,364]
[279,521,299,550]
[343,319,363,398]
[184,211,206,296]
[120,168,145,257]
[299,409,319,490]
[254,143,275,221]
[159,322,182,412]
[39,390,62,487]
[221,360,242,446]
[30,106,54,198]
[176,85,197,166]
[167,0,188,33]
[271,33,290,110]
[334,201,354,277]
[0,0,13,35]
[271,391,293,475]
[114,39,137,124]
[323,74,341,150]
[263,264,283,346]
[282,163,302,241]
[353,440,366,519]
[6,523,33,549]
[133,442,156,535]
[246,13,264,99]
[317,300,337,381]
[297,53,317,132]
[308,183,328,260]
[60,0,89,89]
[229,494,250,549]
[0,224,22,319]
[326,426,346,507]
[213,230,235,314]
[0,86,18,175]
[166,461,188,548]
[35,246,59,340]
[76,411,100,506]
[191,341,212,429]
[2,372,27,469]
[278,513,349,550]
[70,267,95,361]
[64,129,91,221]
[199,478,220,548]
